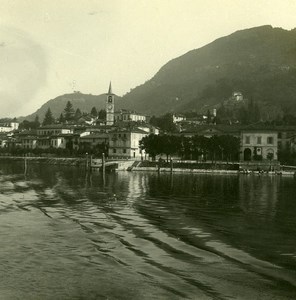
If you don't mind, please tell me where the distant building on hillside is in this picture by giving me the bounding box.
[172,114,186,123]
[232,91,243,101]
[0,122,19,132]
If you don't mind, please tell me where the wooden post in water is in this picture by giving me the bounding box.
[85,152,89,170]
[24,154,27,175]
[102,153,106,185]
[158,158,161,174]
[90,155,93,172]
[170,158,173,174]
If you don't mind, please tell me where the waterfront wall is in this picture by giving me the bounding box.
[0,156,85,167]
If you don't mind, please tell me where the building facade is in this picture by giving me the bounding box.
[114,109,146,123]
[108,128,148,159]
[0,122,19,132]
[240,130,278,161]
[37,125,73,136]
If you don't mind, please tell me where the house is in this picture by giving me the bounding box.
[50,135,68,149]
[180,125,241,138]
[276,126,296,153]
[19,136,38,149]
[137,124,160,135]
[37,124,74,136]
[78,115,97,125]
[108,127,148,159]
[114,109,146,123]
[0,133,9,148]
[37,136,51,149]
[79,133,108,151]
[240,129,278,161]
[172,114,186,123]
[0,122,19,132]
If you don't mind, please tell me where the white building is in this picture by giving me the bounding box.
[0,122,19,132]
[114,109,146,123]
[108,127,148,159]
[37,125,74,136]
[172,114,186,123]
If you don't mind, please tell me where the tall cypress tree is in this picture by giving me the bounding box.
[90,107,98,117]
[64,101,75,121]
[43,108,55,125]
[74,108,82,120]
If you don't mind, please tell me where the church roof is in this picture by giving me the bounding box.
[107,82,114,95]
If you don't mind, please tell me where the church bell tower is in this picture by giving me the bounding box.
[106,82,115,126]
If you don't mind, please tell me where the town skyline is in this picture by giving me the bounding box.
[1,1,296,117]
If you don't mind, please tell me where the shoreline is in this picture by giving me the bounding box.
[0,156,85,167]
[0,156,295,176]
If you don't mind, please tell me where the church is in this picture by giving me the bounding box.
[105,83,156,159]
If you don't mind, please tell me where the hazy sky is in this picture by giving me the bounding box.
[1,0,296,118]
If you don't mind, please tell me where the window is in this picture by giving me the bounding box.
[267,137,274,144]
[257,136,262,144]
[123,149,126,154]
[113,149,116,153]
[278,132,282,139]
[245,136,250,144]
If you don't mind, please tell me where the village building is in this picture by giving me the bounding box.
[240,129,278,161]
[37,124,74,136]
[0,121,19,132]
[137,124,160,135]
[179,124,241,138]
[108,127,148,159]
[172,114,186,123]
[114,109,146,123]
[0,133,9,148]
[276,126,296,153]
[50,135,69,149]
[19,136,38,149]
[79,133,108,151]
[37,136,51,149]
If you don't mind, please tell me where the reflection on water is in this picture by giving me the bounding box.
[0,162,296,299]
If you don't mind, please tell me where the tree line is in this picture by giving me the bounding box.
[140,134,240,162]
[19,101,106,130]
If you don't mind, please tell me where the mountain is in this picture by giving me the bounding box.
[19,92,122,122]
[20,25,296,122]
[120,25,296,117]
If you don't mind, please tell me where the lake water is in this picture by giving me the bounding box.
[0,162,296,300]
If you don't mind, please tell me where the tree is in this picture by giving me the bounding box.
[90,107,98,117]
[63,101,75,122]
[43,108,55,125]
[34,115,40,128]
[218,135,240,161]
[149,113,178,133]
[74,108,82,121]
[98,109,106,120]
[139,134,161,160]
[59,113,65,124]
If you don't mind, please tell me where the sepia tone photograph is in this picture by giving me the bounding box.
[0,0,296,299]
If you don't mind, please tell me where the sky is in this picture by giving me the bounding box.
[1,0,296,118]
